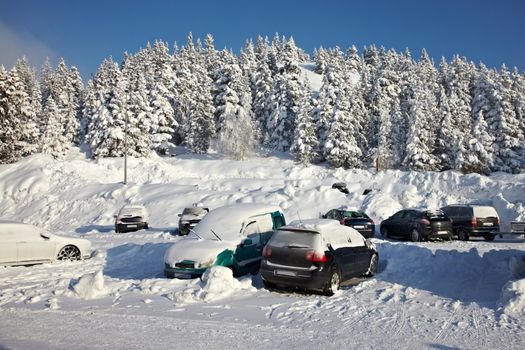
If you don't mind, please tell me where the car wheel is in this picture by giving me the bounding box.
[380,226,389,238]
[144,223,149,229]
[365,254,378,277]
[458,228,469,241]
[57,245,81,261]
[411,228,421,242]
[115,226,120,233]
[323,267,341,296]
[263,279,276,290]
[484,234,495,241]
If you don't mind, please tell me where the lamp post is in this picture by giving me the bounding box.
[123,111,128,184]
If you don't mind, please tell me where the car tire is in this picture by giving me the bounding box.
[263,279,276,290]
[365,253,378,277]
[484,234,495,241]
[380,226,389,238]
[411,228,421,242]
[57,245,81,261]
[144,223,149,230]
[458,228,469,241]
[323,267,341,296]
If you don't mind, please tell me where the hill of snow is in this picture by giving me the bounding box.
[0,149,524,349]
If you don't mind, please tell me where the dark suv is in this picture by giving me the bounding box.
[440,205,500,241]
[380,209,453,242]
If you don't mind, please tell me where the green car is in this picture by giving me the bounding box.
[164,203,286,278]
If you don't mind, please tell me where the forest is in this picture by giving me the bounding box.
[1,33,524,174]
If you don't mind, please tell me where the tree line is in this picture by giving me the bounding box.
[1,33,524,173]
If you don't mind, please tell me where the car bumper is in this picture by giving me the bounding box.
[116,223,147,233]
[423,228,453,240]
[164,264,206,279]
[470,227,500,236]
[260,261,331,291]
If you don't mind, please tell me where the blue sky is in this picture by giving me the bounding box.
[1,0,524,80]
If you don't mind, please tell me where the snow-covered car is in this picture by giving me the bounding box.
[0,221,92,266]
[164,203,286,279]
[178,207,209,236]
[115,205,149,233]
[260,219,378,295]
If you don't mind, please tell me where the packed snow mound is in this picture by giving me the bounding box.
[72,271,107,299]
[498,256,525,317]
[167,266,256,305]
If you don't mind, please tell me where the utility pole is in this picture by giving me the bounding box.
[123,112,128,184]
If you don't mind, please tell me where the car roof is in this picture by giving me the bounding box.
[0,221,39,233]
[443,204,492,207]
[281,219,346,233]
[193,203,282,240]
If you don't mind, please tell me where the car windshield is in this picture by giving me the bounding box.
[182,207,208,216]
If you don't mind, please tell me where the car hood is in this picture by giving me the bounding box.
[164,239,236,266]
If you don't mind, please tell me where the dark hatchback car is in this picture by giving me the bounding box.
[260,219,378,296]
[322,209,375,238]
[440,205,500,241]
[380,209,453,242]
[178,207,209,236]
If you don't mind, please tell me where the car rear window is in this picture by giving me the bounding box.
[473,206,499,218]
[343,211,367,218]
[424,209,447,219]
[268,229,319,248]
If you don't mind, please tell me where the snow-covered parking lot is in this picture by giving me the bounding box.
[1,151,524,349]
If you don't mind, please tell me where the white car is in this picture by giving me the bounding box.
[115,205,149,233]
[0,221,92,266]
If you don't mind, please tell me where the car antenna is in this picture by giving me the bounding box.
[211,229,222,241]
[189,228,202,240]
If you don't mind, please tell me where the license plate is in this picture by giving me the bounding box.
[483,222,494,226]
[275,270,297,277]
[174,273,191,279]
[353,225,365,229]
[438,231,449,235]
[127,224,137,228]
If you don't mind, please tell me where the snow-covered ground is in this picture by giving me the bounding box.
[1,149,525,349]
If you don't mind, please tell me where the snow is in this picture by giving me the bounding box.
[299,63,323,93]
[164,239,236,267]
[0,148,525,349]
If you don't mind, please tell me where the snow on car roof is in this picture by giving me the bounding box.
[0,221,39,233]
[281,219,365,245]
[282,219,344,233]
[193,203,281,241]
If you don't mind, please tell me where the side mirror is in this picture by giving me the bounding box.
[178,214,182,217]
[40,232,51,239]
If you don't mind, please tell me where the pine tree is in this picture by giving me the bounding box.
[290,82,318,164]
[465,110,493,174]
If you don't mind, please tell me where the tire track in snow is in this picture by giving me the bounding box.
[433,303,460,343]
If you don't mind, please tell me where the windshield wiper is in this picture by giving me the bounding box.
[189,228,202,240]
[287,244,310,249]
[211,229,222,241]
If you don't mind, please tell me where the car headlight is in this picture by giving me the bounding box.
[198,258,215,269]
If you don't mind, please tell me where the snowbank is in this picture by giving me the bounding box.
[498,256,525,317]
[167,266,256,305]
[72,271,107,299]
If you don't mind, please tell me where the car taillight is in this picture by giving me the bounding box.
[306,250,327,263]
[496,217,500,225]
[421,219,431,225]
[262,246,272,257]
[471,217,477,228]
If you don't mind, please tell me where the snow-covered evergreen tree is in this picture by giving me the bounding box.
[465,110,493,174]
[290,81,318,164]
